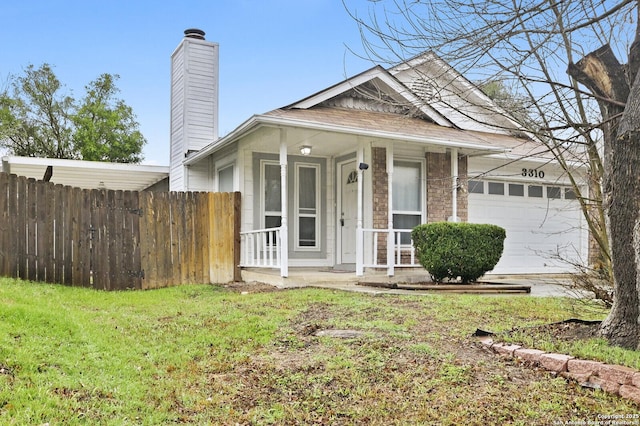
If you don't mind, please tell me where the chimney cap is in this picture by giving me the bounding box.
[184,28,205,40]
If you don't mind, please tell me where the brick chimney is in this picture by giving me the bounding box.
[169,28,219,191]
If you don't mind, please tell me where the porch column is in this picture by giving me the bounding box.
[356,142,365,276]
[280,138,289,277]
[386,144,395,276]
[450,148,459,222]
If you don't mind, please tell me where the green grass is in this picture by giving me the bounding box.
[0,278,636,425]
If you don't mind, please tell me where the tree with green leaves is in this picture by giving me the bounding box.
[0,64,146,163]
[0,64,75,158]
[347,0,639,349]
[72,73,145,163]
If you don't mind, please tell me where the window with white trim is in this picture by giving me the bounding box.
[295,163,320,249]
[393,160,423,244]
[217,164,234,192]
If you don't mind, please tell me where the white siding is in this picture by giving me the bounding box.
[186,159,212,192]
[170,36,219,191]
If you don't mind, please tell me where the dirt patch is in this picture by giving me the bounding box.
[499,319,602,343]
[221,281,281,294]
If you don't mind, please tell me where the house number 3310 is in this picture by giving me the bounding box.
[522,168,545,179]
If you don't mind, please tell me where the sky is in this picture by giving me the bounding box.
[1,1,375,165]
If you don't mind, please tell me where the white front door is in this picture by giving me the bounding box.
[339,160,358,264]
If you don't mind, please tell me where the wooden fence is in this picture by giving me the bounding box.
[0,173,240,290]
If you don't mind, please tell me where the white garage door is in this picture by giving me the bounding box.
[468,180,587,274]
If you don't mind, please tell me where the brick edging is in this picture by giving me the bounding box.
[478,337,640,406]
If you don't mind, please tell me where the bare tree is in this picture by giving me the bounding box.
[346,0,639,348]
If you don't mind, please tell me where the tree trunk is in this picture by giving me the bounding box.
[569,43,640,349]
[599,76,640,349]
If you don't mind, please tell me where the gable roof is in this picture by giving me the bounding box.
[186,51,542,164]
[388,51,526,134]
[286,65,453,127]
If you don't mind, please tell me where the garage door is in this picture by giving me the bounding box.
[468,180,587,274]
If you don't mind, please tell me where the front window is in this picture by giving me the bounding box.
[393,160,423,243]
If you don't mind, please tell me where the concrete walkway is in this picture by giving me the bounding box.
[242,268,584,297]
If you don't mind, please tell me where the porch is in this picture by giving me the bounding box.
[239,226,420,278]
[240,266,430,289]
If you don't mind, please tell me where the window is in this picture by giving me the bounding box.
[217,164,234,192]
[296,164,319,249]
[509,183,524,196]
[262,162,281,229]
[547,186,561,199]
[393,160,423,243]
[468,180,484,194]
[488,182,504,195]
[528,185,543,198]
[565,188,577,200]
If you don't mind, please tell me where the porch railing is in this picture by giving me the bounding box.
[363,228,420,268]
[240,227,282,268]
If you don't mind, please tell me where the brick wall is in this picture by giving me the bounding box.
[426,152,468,223]
[372,147,388,263]
[370,148,468,264]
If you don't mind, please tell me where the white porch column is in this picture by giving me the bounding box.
[450,148,459,222]
[356,142,365,276]
[386,144,395,276]
[280,137,289,277]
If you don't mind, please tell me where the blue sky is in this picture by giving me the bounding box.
[2,1,374,165]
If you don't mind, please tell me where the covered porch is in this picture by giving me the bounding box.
[232,112,505,278]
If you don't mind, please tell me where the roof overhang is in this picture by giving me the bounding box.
[184,113,508,166]
[2,156,170,191]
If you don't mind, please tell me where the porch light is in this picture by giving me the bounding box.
[300,145,312,156]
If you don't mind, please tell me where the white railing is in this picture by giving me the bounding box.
[363,228,419,269]
[240,227,282,268]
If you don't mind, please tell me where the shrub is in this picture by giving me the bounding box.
[411,222,506,283]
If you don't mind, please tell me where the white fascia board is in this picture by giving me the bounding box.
[289,67,452,127]
[288,66,389,109]
[2,156,169,173]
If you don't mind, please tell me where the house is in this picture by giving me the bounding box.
[169,29,589,279]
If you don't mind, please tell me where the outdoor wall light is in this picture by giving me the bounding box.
[300,145,312,156]
[359,162,369,170]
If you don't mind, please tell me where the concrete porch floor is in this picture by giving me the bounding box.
[240,267,581,297]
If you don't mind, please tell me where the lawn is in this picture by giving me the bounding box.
[0,278,637,425]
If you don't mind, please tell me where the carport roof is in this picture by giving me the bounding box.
[1,156,169,191]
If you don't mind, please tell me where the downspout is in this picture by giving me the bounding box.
[280,136,289,277]
[387,144,395,276]
[450,148,459,222]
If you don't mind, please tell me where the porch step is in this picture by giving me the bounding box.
[358,281,531,294]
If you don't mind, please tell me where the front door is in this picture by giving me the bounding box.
[339,160,358,264]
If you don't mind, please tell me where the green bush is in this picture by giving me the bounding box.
[411,222,506,283]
